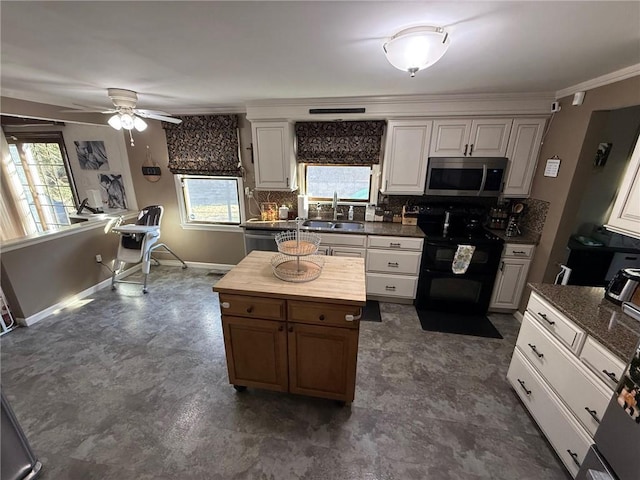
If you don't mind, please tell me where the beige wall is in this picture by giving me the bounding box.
[1,225,120,319]
[123,115,255,266]
[526,76,640,292]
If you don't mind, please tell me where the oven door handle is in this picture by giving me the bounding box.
[478,164,487,196]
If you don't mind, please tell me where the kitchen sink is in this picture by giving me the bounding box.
[332,222,365,231]
[302,220,335,229]
[301,220,365,231]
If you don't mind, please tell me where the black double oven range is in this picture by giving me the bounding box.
[414,203,505,317]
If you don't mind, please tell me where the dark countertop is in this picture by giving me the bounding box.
[241,220,426,238]
[490,229,540,245]
[567,237,640,254]
[528,283,640,362]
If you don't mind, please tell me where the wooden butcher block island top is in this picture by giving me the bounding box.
[214,251,367,306]
[213,251,367,404]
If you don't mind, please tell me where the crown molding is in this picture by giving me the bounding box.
[555,63,640,100]
[245,92,555,121]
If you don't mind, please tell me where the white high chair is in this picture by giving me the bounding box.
[111,205,186,293]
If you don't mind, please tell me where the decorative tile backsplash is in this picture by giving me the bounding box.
[520,198,550,235]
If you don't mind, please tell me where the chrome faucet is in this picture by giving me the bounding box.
[332,191,340,221]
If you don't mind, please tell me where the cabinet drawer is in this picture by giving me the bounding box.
[503,243,535,258]
[580,336,626,391]
[366,273,418,298]
[516,314,611,437]
[288,301,361,329]
[366,250,421,275]
[507,349,592,478]
[527,292,585,352]
[327,246,366,258]
[367,235,424,251]
[219,294,285,320]
[319,233,367,247]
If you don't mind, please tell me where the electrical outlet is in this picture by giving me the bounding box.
[245,186,253,198]
[95,254,102,263]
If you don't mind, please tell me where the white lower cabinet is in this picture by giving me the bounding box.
[508,292,624,478]
[489,243,534,311]
[318,233,367,258]
[366,235,423,300]
[507,349,592,478]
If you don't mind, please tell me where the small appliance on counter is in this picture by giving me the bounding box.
[605,268,640,305]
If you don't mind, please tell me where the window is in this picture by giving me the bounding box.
[305,165,372,202]
[2,132,78,237]
[176,175,244,228]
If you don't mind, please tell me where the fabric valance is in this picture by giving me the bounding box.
[295,121,385,165]
[163,115,241,176]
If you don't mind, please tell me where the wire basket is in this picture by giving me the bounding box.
[275,230,321,256]
[271,254,325,283]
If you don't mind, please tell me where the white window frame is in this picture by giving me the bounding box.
[298,163,381,206]
[174,175,245,232]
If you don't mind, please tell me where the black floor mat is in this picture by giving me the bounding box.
[361,300,382,322]
[416,309,503,339]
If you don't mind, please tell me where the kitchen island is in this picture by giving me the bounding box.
[213,251,366,404]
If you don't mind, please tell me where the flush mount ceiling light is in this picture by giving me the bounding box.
[383,26,450,77]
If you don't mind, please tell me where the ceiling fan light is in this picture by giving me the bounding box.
[133,116,148,132]
[383,26,450,76]
[108,114,122,130]
[120,113,135,130]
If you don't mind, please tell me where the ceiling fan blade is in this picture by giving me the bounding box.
[137,112,183,124]
[135,108,172,116]
[59,108,117,114]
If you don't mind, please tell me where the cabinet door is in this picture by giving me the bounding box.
[429,119,471,156]
[288,322,359,403]
[503,118,546,197]
[381,120,432,194]
[606,136,640,239]
[490,258,531,309]
[330,246,366,258]
[253,122,296,191]
[468,119,512,157]
[222,315,288,392]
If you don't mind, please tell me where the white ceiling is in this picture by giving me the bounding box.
[1,1,639,114]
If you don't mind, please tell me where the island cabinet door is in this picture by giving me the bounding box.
[222,316,288,392]
[287,323,359,403]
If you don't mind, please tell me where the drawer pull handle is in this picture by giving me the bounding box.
[221,302,230,309]
[567,450,580,468]
[345,309,362,322]
[389,242,401,248]
[385,285,396,291]
[528,343,544,358]
[288,326,294,333]
[602,369,619,383]
[513,250,526,255]
[388,262,399,267]
[246,306,253,313]
[319,314,325,321]
[517,379,531,395]
[538,312,555,325]
[584,407,600,423]
[463,144,468,156]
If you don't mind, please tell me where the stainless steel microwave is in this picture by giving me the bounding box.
[425,157,508,197]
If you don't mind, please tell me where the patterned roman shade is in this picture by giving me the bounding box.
[163,115,241,176]
[295,121,385,164]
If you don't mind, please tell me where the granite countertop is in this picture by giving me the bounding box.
[490,229,540,245]
[241,220,426,238]
[528,283,640,361]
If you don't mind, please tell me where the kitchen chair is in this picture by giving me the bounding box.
[110,205,186,293]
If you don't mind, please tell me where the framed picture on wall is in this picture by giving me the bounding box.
[594,142,613,167]
[75,140,109,170]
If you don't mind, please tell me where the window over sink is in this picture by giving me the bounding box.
[303,164,375,203]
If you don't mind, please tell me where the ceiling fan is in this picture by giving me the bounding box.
[64,88,183,145]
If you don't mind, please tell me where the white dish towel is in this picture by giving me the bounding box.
[452,245,476,274]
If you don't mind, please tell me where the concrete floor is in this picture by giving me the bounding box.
[1,266,570,479]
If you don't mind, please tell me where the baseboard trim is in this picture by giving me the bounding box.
[18,264,142,327]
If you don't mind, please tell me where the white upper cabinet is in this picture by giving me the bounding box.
[606,136,640,239]
[381,120,433,194]
[430,118,512,157]
[503,118,546,198]
[252,121,297,191]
